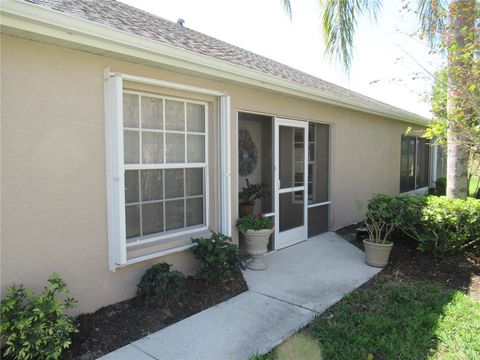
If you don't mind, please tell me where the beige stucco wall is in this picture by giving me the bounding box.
[1,35,421,314]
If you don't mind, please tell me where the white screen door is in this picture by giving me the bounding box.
[274,118,308,249]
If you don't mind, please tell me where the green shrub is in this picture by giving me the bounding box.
[137,262,186,305]
[0,273,78,360]
[417,196,480,255]
[191,232,245,282]
[238,179,269,205]
[236,214,273,233]
[359,194,398,244]
[360,194,425,244]
[429,177,447,196]
[389,194,426,240]
[365,194,480,256]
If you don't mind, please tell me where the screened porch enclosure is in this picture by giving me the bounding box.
[238,112,330,251]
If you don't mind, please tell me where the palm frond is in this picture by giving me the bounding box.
[321,0,382,71]
[417,0,448,47]
[281,0,292,20]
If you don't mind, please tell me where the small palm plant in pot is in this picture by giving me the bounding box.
[358,194,399,267]
[238,179,270,217]
[236,214,273,270]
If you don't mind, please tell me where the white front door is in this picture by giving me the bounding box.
[274,118,308,249]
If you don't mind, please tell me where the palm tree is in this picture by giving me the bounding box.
[281,0,478,198]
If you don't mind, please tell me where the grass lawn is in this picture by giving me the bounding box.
[257,280,479,360]
[252,232,480,360]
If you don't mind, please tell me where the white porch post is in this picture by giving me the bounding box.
[220,95,232,236]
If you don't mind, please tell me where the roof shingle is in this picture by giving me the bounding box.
[26,0,426,121]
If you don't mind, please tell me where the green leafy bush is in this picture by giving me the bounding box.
[359,194,425,244]
[137,262,186,305]
[364,194,480,255]
[0,273,78,360]
[361,194,403,244]
[428,177,447,196]
[191,232,245,282]
[387,194,427,240]
[236,214,273,233]
[238,179,270,205]
[417,196,480,255]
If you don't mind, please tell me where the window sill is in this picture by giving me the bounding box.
[400,186,428,195]
[118,228,212,269]
[127,226,209,249]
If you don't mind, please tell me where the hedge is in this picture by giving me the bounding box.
[367,194,480,256]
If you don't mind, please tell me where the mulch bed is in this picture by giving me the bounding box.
[336,223,480,298]
[63,272,247,360]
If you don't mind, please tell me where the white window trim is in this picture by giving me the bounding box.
[105,70,231,271]
[220,96,232,237]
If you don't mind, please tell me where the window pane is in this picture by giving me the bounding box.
[142,202,163,235]
[142,132,163,164]
[294,162,303,186]
[142,96,163,130]
[141,170,163,201]
[186,197,203,226]
[125,170,139,203]
[309,143,315,162]
[187,135,205,163]
[124,130,139,164]
[166,133,185,163]
[165,200,184,231]
[125,205,140,239]
[308,123,315,142]
[294,143,304,162]
[123,93,139,128]
[165,100,185,131]
[294,128,304,142]
[400,136,416,192]
[416,138,430,188]
[311,123,329,203]
[186,168,203,196]
[187,103,205,132]
[165,169,184,199]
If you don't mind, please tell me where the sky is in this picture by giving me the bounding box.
[119,0,442,118]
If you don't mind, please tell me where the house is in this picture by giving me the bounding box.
[1,0,442,314]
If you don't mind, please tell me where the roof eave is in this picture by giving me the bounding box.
[0,0,429,125]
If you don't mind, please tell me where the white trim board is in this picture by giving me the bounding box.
[1,0,428,126]
[274,118,309,250]
[104,71,231,270]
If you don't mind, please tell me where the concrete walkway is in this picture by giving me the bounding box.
[100,232,380,360]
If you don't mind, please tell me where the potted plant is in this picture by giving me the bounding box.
[358,194,398,267]
[238,179,270,217]
[236,214,273,270]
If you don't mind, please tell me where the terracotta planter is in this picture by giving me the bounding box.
[363,240,393,267]
[239,204,254,217]
[242,228,273,270]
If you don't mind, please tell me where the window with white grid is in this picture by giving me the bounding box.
[122,91,208,243]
